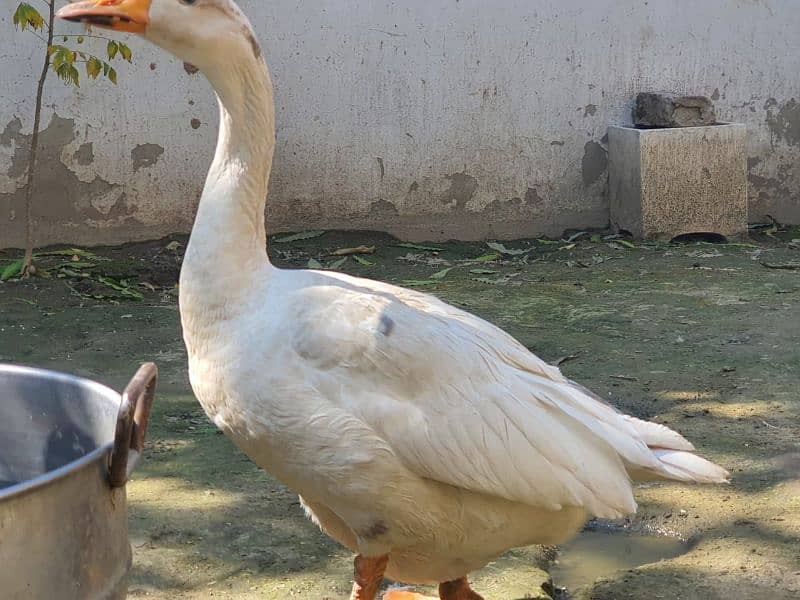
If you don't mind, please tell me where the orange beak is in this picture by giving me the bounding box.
[56,0,151,34]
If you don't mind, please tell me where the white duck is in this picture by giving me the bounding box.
[59,2,729,599]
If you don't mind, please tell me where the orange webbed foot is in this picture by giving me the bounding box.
[382,590,438,600]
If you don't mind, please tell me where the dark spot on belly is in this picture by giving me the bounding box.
[379,314,395,337]
[361,521,389,540]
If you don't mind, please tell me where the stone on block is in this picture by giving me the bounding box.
[608,123,748,241]
[634,93,716,128]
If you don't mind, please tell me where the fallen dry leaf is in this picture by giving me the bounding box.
[331,245,376,256]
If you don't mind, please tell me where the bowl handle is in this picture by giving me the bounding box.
[109,363,158,488]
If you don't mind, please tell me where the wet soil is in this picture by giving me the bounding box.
[1,228,798,599]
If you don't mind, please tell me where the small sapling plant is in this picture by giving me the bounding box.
[5,1,133,279]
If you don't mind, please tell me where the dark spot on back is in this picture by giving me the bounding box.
[379,314,395,337]
[360,521,389,540]
[243,27,262,60]
[183,62,199,75]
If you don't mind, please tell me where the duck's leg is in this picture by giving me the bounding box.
[381,577,482,600]
[350,554,389,600]
[438,578,484,600]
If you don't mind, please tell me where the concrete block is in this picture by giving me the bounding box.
[634,93,716,128]
[608,123,748,240]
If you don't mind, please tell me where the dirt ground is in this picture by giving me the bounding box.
[1,228,799,599]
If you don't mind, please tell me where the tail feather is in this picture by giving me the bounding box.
[565,378,729,486]
[622,415,696,452]
[620,417,729,484]
[651,449,730,484]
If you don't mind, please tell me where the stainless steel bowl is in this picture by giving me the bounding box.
[0,363,157,600]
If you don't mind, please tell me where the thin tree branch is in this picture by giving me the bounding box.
[60,34,118,42]
[22,0,55,276]
[27,30,48,43]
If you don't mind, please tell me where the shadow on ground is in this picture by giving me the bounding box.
[1,229,798,598]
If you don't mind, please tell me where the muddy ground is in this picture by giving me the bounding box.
[1,228,799,599]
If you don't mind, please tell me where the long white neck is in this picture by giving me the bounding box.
[180,50,276,309]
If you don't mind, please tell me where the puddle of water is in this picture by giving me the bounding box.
[550,529,689,591]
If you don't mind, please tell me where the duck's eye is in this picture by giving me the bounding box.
[181,0,197,5]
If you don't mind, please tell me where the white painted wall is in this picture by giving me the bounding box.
[1,0,799,247]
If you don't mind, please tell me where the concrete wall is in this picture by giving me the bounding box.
[1,0,799,248]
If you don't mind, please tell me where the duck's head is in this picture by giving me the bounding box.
[57,0,262,73]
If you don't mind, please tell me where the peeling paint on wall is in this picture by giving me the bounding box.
[1,114,133,246]
[439,172,478,210]
[131,143,165,172]
[0,119,22,148]
[581,141,608,187]
[747,147,797,221]
[752,97,800,223]
[766,98,800,147]
[74,143,95,166]
[484,187,545,220]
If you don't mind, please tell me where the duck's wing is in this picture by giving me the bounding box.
[288,273,728,519]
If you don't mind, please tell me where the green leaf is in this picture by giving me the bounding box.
[305,257,348,271]
[1,258,25,281]
[118,43,133,62]
[56,261,96,270]
[590,234,603,244]
[86,57,103,79]
[430,267,454,280]
[107,66,117,85]
[474,252,501,263]
[274,230,326,243]
[327,257,348,270]
[393,243,442,252]
[77,36,84,44]
[487,241,531,256]
[38,248,102,260]
[13,3,45,31]
[352,255,374,266]
[58,268,87,279]
[96,276,144,300]
[50,45,75,70]
[103,62,110,77]
[721,242,760,249]
[565,231,589,243]
[55,64,71,85]
[107,40,119,60]
[50,46,81,86]
[469,268,497,275]
[761,261,800,270]
[613,239,636,249]
[402,280,437,287]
